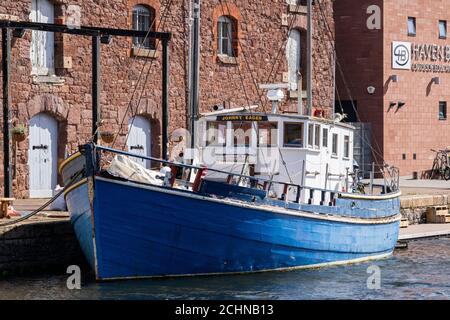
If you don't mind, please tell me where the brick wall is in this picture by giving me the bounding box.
[336,0,450,176]
[383,0,450,175]
[0,0,334,198]
[334,0,385,168]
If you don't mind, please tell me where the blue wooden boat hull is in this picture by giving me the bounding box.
[65,176,400,281]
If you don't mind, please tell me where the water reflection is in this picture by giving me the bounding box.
[1,238,450,300]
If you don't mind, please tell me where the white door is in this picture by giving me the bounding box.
[31,0,54,75]
[127,116,151,168]
[29,113,58,198]
[286,29,301,91]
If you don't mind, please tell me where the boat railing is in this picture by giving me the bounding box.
[90,145,400,207]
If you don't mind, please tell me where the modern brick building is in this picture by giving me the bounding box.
[335,0,450,176]
[0,0,335,198]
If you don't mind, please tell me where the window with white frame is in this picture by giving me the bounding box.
[314,124,321,149]
[132,5,155,49]
[232,122,252,147]
[322,128,329,147]
[439,20,447,39]
[307,123,314,147]
[332,133,338,156]
[31,0,55,76]
[284,123,304,148]
[439,101,447,120]
[258,122,278,147]
[343,135,350,158]
[206,121,226,146]
[218,16,235,56]
[408,17,416,36]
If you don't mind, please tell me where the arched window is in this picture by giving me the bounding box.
[132,4,156,49]
[217,16,236,57]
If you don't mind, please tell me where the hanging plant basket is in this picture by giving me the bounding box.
[11,125,27,142]
[100,131,115,144]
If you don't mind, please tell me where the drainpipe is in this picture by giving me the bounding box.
[306,0,313,116]
[2,28,12,198]
[188,0,201,150]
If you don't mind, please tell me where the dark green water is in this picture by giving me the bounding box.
[1,238,450,300]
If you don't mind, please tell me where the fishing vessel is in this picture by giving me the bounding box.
[59,0,401,281]
[60,108,401,281]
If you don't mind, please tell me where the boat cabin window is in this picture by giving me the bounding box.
[284,123,304,148]
[232,122,253,147]
[206,121,226,146]
[307,124,314,148]
[322,128,329,147]
[258,122,278,147]
[344,135,350,158]
[314,124,321,149]
[332,133,338,156]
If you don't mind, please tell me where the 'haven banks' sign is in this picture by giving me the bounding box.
[392,41,450,72]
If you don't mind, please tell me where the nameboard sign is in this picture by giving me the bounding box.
[216,115,268,122]
[392,41,450,73]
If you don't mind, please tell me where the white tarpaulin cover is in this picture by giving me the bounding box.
[107,155,163,186]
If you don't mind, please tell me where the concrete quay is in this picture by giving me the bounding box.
[399,223,450,241]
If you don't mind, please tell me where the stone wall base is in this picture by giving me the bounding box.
[0,219,87,276]
[401,194,450,225]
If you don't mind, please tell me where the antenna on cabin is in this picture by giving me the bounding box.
[259,83,290,114]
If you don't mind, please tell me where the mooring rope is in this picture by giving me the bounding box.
[0,171,83,228]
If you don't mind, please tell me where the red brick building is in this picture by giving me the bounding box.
[0,0,334,198]
[335,0,450,176]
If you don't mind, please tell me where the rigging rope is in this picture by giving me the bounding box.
[217,0,257,174]
[112,0,174,148]
[217,0,303,183]
[259,2,303,113]
[0,171,83,228]
[315,0,386,166]
[107,6,160,146]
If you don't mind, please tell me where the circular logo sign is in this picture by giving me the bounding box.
[394,44,410,66]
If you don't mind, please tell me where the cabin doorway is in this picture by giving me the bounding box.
[127,116,152,168]
[28,113,58,198]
